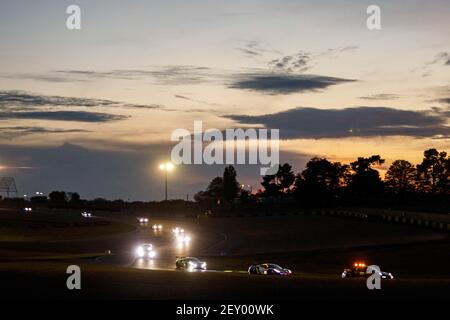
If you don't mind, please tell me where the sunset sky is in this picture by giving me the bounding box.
[0,0,449,200]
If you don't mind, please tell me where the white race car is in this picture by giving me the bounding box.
[135,243,156,259]
[172,227,185,235]
[176,257,207,271]
[341,262,394,279]
[175,233,191,243]
[137,217,149,224]
[248,263,292,276]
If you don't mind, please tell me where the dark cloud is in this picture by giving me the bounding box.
[267,46,359,74]
[225,106,450,139]
[0,111,128,123]
[54,66,222,85]
[435,97,450,105]
[235,40,281,59]
[6,63,357,96]
[430,52,450,66]
[236,42,262,57]
[268,51,311,73]
[228,73,355,94]
[1,73,88,83]
[419,52,450,76]
[431,105,450,118]
[317,46,359,58]
[359,94,400,101]
[173,94,223,109]
[0,90,161,110]
[0,126,90,139]
[2,67,222,86]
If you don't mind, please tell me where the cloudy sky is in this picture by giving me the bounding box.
[0,0,449,200]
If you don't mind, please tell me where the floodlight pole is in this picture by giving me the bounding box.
[164,169,168,201]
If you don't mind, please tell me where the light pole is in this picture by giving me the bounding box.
[159,162,174,201]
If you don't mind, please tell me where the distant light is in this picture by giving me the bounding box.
[159,162,174,171]
[166,162,174,171]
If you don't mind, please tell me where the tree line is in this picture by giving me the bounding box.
[194,148,450,208]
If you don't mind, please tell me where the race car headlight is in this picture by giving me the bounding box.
[187,262,196,271]
[148,250,156,258]
[201,262,207,269]
[136,246,144,257]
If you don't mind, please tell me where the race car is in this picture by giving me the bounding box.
[81,211,92,218]
[341,262,394,279]
[175,257,207,271]
[137,217,149,224]
[152,224,163,231]
[135,243,156,259]
[175,233,191,243]
[172,227,184,234]
[248,263,292,276]
[21,207,33,213]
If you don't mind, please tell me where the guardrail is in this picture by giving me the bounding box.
[191,208,450,233]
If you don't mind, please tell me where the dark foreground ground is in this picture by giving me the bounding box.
[1,208,449,301]
[1,260,449,300]
[2,238,450,300]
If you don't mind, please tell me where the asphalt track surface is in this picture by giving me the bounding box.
[1,211,450,300]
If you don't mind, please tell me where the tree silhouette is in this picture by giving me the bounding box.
[349,155,385,194]
[417,149,449,194]
[49,191,68,203]
[385,160,416,194]
[294,158,348,203]
[208,177,224,201]
[193,148,448,210]
[69,192,81,203]
[261,163,295,197]
[194,177,224,204]
[223,166,240,203]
